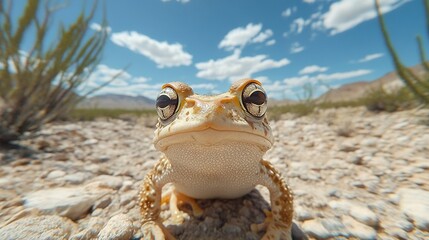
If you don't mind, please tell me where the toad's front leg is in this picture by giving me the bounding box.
[257,160,294,240]
[139,157,175,240]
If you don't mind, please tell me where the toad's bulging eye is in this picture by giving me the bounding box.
[241,83,267,118]
[156,87,178,120]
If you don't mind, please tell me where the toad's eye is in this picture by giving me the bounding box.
[156,87,178,120]
[241,82,267,118]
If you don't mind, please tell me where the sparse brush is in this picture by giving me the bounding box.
[335,120,354,137]
[361,86,415,112]
[0,0,109,143]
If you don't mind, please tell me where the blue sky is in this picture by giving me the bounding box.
[10,0,428,99]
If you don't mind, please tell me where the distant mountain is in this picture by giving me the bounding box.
[317,64,425,103]
[77,94,155,109]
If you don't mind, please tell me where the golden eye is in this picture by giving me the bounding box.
[241,82,267,118]
[156,87,178,120]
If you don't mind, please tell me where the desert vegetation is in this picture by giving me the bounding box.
[0,0,109,143]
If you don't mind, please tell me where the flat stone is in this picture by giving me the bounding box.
[0,215,76,240]
[89,175,123,190]
[46,170,66,179]
[98,214,134,240]
[23,187,96,221]
[342,215,377,240]
[302,219,331,239]
[295,206,314,221]
[398,188,429,231]
[349,204,379,227]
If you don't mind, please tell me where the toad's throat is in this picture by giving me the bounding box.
[155,128,272,152]
[164,141,264,199]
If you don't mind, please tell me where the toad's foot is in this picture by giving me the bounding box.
[142,221,176,240]
[251,209,272,233]
[162,189,203,224]
[251,209,292,240]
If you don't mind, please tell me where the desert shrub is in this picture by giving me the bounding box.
[0,0,108,143]
[361,86,415,112]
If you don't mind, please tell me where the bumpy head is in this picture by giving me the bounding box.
[153,79,274,153]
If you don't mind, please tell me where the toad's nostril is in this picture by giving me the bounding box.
[185,99,196,108]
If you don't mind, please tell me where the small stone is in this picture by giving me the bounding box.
[98,214,134,240]
[23,187,96,221]
[386,227,408,240]
[0,215,76,239]
[295,206,314,221]
[93,196,112,209]
[396,216,414,232]
[46,170,66,179]
[222,223,241,234]
[83,139,98,145]
[398,188,429,231]
[63,172,90,184]
[360,137,378,147]
[339,143,358,152]
[342,215,377,240]
[392,121,408,130]
[302,219,331,239]
[349,204,379,227]
[88,175,123,190]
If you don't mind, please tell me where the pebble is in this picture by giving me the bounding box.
[23,187,97,221]
[342,215,377,240]
[349,203,379,227]
[398,188,429,231]
[302,219,331,239]
[0,215,76,239]
[98,214,134,240]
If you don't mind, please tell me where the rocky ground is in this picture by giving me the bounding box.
[0,107,429,240]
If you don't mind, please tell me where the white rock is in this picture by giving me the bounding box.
[24,187,96,221]
[328,200,351,213]
[98,214,134,240]
[0,215,76,239]
[398,188,429,231]
[349,204,379,227]
[342,215,377,240]
[88,175,123,190]
[46,170,66,179]
[360,137,378,147]
[295,206,314,221]
[302,219,331,239]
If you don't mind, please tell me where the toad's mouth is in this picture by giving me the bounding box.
[154,128,272,152]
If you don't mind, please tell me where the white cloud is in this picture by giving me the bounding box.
[195,50,290,82]
[322,0,410,35]
[299,65,328,75]
[284,69,372,88]
[266,39,276,46]
[218,23,274,51]
[84,64,162,99]
[356,53,384,63]
[219,23,262,50]
[303,0,316,3]
[252,29,273,43]
[87,64,131,87]
[90,23,112,33]
[282,7,297,17]
[291,18,306,34]
[111,31,192,68]
[290,42,305,54]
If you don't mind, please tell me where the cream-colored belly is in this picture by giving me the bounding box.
[165,142,263,199]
